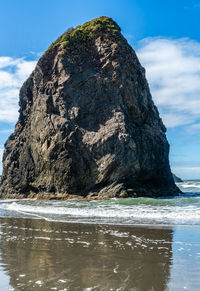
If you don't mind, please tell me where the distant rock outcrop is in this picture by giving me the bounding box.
[172,173,183,183]
[0,17,180,198]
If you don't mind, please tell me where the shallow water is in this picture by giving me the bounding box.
[0,180,199,290]
[0,181,200,226]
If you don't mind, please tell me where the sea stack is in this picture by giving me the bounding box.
[0,17,180,198]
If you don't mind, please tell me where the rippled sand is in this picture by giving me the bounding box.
[0,217,199,290]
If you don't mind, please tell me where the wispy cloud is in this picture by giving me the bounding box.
[0,147,3,162]
[1,37,200,130]
[0,129,13,134]
[184,3,200,9]
[0,57,37,123]
[29,51,42,57]
[186,123,200,135]
[194,3,200,8]
[0,147,3,173]
[137,37,200,128]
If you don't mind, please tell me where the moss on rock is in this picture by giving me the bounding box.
[46,16,121,52]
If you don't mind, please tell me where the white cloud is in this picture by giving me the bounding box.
[1,38,200,128]
[137,37,200,128]
[0,57,19,69]
[186,123,200,135]
[0,57,37,123]
[161,113,196,128]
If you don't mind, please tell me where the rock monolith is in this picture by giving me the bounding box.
[0,17,180,198]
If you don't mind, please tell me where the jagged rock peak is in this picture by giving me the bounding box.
[0,16,180,198]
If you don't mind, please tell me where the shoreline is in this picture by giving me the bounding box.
[0,190,181,201]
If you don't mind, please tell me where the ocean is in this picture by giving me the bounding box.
[0,180,200,290]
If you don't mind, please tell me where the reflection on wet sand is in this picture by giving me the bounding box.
[0,218,173,290]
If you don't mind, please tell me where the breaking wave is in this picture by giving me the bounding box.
[0,180,200,226]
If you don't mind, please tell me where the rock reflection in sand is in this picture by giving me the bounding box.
[0,217,173,290]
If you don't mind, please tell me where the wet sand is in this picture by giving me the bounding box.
[0,217,199,290]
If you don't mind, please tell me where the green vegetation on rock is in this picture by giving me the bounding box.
[46,16,121,52]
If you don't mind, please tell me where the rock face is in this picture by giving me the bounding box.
[0,17,180,198]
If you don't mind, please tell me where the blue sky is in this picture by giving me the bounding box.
[0,0,200,179]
